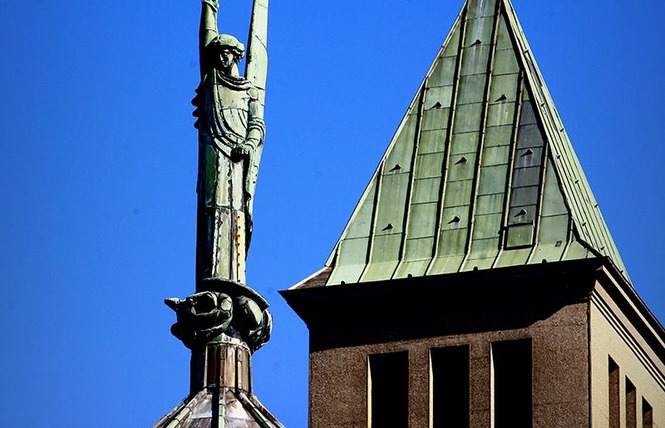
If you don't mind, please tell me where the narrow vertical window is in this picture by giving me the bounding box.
[431,345,469,428]
[608,357,620,428]
[626,378,636,428]
[642,398,653,428]
[492,338,532,428]
[369,352,408,428]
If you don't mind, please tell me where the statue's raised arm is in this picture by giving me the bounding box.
[198,0,268,86]
[199,0,219,77]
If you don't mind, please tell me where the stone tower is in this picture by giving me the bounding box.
[282,0,665,426]
[154,0,284,427]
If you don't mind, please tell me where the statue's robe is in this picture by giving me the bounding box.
[194,70,255,283]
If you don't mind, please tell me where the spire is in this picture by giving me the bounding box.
[297,0,628,289]
[155,0,282,426]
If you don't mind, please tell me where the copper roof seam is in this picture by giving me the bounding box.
[573,229,606,257]
[525,128,550,265]
[552,146,594,256]
[363,178,381,270]
[557,126,613,265]
[491,68,525,269]
[357,160,384,283]
[492,2,529,268]
[582,182,624,274]
[559,211,574,262]
[324,244,338,269]
[235,391,281,428]
[426,5,469,276]
[153,391,206,428]
[552,120,605,257]
[524,66,552,264]
[248,393,287,428]
[485,2,522,269]
[569,225,602,258]
[460,0,502,272]
[393,82,428,279]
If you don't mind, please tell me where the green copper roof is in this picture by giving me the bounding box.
[301,0,628,288]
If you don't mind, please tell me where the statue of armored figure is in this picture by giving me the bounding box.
[193,0,267,283]
[166,0,271,354]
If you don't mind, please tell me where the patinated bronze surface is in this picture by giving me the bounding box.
[166,0,271,355]
[193,0,267,284]
[156,2,282,427]
[165,287,272,352]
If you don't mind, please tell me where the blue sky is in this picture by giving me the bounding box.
[1,1,664,427]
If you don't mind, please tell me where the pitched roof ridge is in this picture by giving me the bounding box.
[502,0,628,281]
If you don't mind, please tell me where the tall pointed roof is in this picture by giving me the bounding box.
[295,0,629,289]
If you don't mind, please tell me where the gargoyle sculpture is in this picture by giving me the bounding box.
[165,290,272,352]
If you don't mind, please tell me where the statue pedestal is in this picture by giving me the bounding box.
[156,336,283,428]
[191,336,252,394]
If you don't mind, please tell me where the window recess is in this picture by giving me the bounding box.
[368,352,408,428]
[491,338,532,428]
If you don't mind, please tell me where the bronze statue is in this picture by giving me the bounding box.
[166,0,271,353]
[193,0,268,284]
[155,2,283,426]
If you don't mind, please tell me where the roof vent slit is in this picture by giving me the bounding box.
[514,209,527,217]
